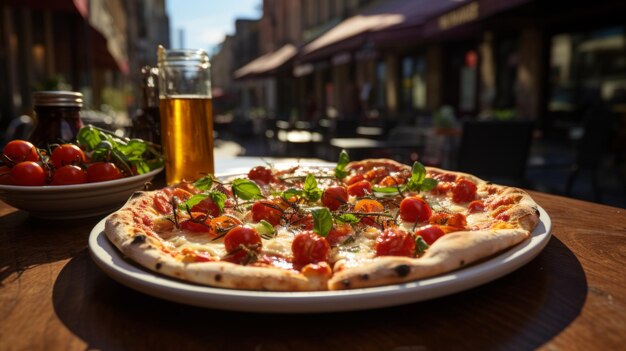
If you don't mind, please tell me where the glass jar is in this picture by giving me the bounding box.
[157,46,214,184]
[29,91,84,147]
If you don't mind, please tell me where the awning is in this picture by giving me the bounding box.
[234,44,298,80]
[5,0,128,74]
[299,0,465,62]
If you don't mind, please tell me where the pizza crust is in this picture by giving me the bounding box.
[104,193,330,291]
[328,228,530,290]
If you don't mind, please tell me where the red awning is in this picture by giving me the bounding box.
[234,44,298,80]
[300,0,466,61]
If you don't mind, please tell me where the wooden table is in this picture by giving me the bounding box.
[1,158,625,350]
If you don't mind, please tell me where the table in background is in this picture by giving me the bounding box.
[1,158,625,350]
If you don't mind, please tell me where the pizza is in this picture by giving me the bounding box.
[104,156,540,291]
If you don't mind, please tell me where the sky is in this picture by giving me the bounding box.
[166,0,262,54]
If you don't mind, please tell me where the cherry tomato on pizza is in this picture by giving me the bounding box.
[190,197,221,217]
[10,161,46,186]
[248,166,273,184]
[321,186,348,210]
[222,226,262,264]
[415,225,445,245]
[251,200,283,226]
[51,165,87,185]
[353,199,385,227]
[347,180,372,197]
[326,223,352,246]
[291,231,330,265]
[2,140,39,163]
[50,144,86,168]
[399,196,432,223]
[180,216,212,233]
[452,178,477,203]
[375,228,415,257]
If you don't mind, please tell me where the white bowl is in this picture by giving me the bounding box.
[0,167,163,219]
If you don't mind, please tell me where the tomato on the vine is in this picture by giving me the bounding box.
[51,144,86,168]
[10,161,46,186]
[51,165,87,185]
[2,140,39,163]
[86,162,123,183]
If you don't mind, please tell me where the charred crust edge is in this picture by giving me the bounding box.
[359,273,370,281]
[131,235,146,244]
[394,264,411,277]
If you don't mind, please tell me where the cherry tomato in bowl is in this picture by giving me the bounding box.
[51,144,86,168]
[86,162,123,183]
[2,140,39,163]
[51,165,87,185]
[10,161,46,186]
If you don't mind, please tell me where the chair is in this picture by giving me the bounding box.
[456,120,534,185]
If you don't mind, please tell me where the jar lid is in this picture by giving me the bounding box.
[33,91,83,107]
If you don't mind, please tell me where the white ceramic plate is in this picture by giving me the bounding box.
[88,206,551,313]
[0,167,163,219]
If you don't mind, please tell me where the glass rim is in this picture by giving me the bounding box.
[158,46,209,63]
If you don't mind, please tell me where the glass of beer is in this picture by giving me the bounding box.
[157,46,214,184]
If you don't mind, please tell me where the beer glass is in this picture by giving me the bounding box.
[157,46,214,184]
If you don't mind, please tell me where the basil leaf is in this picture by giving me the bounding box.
[418,178,438,191]
[194,175,214,190]
[76,125,102,151]
[208,191,227,213]
[335,213,359,224]
[335,150,350,179]
[311,207,332,237]
[372,186,404,194]
[281,188,302,200]
[232,178,262,200]
[255,220,275,238]
[179,191,226,214]
[415,236,430,257]
[412,161,426,183]
[180,194,208,210]
[303,174,322,202]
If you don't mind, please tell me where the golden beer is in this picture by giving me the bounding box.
[160,96,214,184]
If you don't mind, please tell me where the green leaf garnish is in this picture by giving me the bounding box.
[76,125,163,175]
[255,220,275,239]
[194,175,214,190]
[372,186,404,194]
[335,150,350,179]
[335,213,359,224]
[180,191,227,214]
[281,188,303,200]
[232,178,262,200]
[406,161,438,192]
[418,178,438,191]
[415,236,430,256]
[302,174,322,202]
[311,207,333,237]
